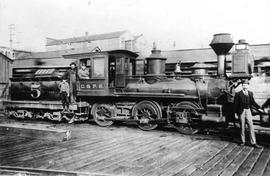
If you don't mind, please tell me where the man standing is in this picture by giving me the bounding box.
[59,78,70,112]
[68,62,77,103]
[234,79,262,148]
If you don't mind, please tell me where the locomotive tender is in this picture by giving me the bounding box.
[4,33,269,134]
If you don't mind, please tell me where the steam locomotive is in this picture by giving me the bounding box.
[4,33,269,134]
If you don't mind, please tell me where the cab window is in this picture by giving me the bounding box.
[93,57,105,78]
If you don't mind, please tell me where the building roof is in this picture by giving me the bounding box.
[0,46,31,52]
[0,52,13,62]
[13,48,138,68]
[161,48,217,63]
[46,30,128,46]
[162,44,270,64]
[19,46,101,59]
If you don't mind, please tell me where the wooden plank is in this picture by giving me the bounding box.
[219,146,253,176]
[14,135,125,168]
[1,136,76,162]
[0,123,71,142]
[0,166,115,176]
[82,139,175,171]
[1,138,70,165]
[88,136,192,173]
[6,126,149,167]
[263,155,270,176]
[0,135,31,148]
[5,125,130,164]
[0,140,43,159]
[203,145,243,176]
[189,143,237,176]
[173,142,229,176]
[5,137,101,166]
[249,148,270,176]
[158,141,221,176]
[42,134,145,170]
[229,148,263,176]
[62,135,164,171]
[139,140,209,176]
[1,121,270,176]
[120,140,201,176]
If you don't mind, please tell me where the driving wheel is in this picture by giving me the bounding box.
[92,103,114,127]
[132,100,161,131]
[173,101,199,135]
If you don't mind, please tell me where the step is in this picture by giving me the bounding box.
[0,123,71,142]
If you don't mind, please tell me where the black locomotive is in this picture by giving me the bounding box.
[4,33,270,134]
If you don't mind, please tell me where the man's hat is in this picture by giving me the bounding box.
[70,62,76,66]
[242,79,249,84]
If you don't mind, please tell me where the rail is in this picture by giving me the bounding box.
[0,166,117,176]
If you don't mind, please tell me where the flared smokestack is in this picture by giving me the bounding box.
[210,33,234,77]
[146,48,166,75]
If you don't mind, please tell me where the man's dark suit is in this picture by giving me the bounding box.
[234,90,261,145]
[234,90,260,116]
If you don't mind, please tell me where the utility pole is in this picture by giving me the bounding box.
[8,24,15,50]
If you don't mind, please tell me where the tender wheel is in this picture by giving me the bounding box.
[132,100,161,131]
[173,101,199,135]
[91,103,114,127]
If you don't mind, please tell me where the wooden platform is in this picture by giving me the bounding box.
[0,123,71,141]
[0,121,270,176]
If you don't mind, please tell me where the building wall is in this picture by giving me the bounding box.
[92,38,121,51]
[0,47,15,60]
[46,38,123,52]
[0,54,12,99]
[45,31,146,52]
[0,46,31,60]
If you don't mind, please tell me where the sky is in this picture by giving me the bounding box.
[0,0,269,51]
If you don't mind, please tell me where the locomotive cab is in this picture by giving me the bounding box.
[63,50,138,98]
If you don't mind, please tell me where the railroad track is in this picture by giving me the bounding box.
[0,166,118,176]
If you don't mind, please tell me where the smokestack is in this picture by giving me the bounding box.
[210,33,234,77]
[145,48,166,75]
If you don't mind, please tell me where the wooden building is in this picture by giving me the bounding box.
[45,30,147,54]
[161,43,270,76]
[0,53,13,99]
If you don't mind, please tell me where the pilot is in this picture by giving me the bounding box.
[58,77,70,112]
[234,79,263,148]
[78,63,90,79]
